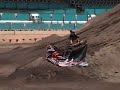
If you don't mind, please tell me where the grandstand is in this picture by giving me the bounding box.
[0,0,120,31]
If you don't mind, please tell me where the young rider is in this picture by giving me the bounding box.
[46,43,55,58]
[69,30,79,45]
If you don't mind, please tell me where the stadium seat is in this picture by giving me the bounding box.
[49,3,68,9]
[50,24,61,29]
[65,14,76,21]
[43,11,54,14]
[0,23,10,29]
[63,24,74,30]
[12,23,24,29]
[52,14,63,21]
[17,13,29,20]
[95,9,106,15]
[2,13,15,20]
[66,9,76,14]
[40,14,51,21]
[17,2,28,9]
[28,2,38,9]
[54,10,65,14]
[75,24,83,29]
[26,23,39,30]
[5,2,16,9]
[0,2,5,8]
[38,3,49,9]
[39,23,49,30]
[77,15,88,21]
[85,9,95,14]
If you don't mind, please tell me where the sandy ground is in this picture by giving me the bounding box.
[0,3,120,90]
[0,82,120,90]
[0,47,120,90]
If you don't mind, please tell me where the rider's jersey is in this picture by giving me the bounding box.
[52,51,62,60]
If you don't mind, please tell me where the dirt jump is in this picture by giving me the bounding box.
[0,4,120,90]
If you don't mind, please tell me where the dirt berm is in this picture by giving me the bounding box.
[0,4,120,83]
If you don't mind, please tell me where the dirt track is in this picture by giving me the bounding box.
[0,4,120,90]
[0,80,120,90]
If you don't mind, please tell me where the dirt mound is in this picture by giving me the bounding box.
[35,34,63,46]
[0,4,120,83]
[73,4,120,82]
[32,4,120,82]
[9,58,88,83]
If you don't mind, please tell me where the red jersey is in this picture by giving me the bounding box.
[52,51,62,60]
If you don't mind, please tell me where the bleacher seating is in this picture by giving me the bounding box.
[17,13,29,20]
[77,14,88,21]
[63,24,75,30]
[75,24,83,29]
[54,10,65,14]
[12,23,24,29]
[52,14,63,21]
[43,11,53,14]
[26,23,39,29]
[28,2,38,9]
[2,13,15,20]
[85,9,95,14]
[0,23,10,29]
[49,3,68,9]
[65,14,76,21]
[0,2,4,8]
[40,13,51,21]
[66,9,76,14]
[0,5,112,30]
[95,9,107,15]
[5,1,16,9]
[17,2,28,9]
[50,24,61,29]
[38,3,49,9]
[39,23,49,30]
